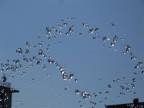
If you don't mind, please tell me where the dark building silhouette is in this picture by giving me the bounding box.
[0,76,19,108]
[106,98,144,108]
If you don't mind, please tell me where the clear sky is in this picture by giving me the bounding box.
[0,0,144,108]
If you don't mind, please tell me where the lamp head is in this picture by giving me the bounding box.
[1,75,7,82]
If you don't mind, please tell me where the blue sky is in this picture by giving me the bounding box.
[0,0,144,108]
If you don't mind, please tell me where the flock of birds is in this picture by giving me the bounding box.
[0,17,144,108]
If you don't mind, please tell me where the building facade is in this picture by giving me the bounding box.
[106,99,144,108]
[0,77,19,108]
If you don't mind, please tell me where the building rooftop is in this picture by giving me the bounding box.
[106,99,144,108]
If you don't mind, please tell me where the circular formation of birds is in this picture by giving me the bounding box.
[0,17,144,108]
